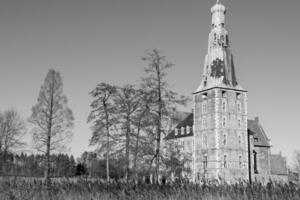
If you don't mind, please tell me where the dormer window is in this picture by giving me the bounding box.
[186,126,190,134]
[181,127,185,135]
[175,128,178,136]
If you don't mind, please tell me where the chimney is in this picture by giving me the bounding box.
[255,117,259,123]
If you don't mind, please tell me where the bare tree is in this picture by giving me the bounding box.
[88,82,117,182]
[29,69,74,185]
[114,85,144,182]
[141,49,188,183]
[0,110,26,174]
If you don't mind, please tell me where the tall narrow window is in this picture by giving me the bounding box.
[223,155,227,168]
[175,128,178,136]
[202,101,207,113]
[181,127,185,135]
[186,126,190,134]
[202,117,206,129]
[203,134,208,147]
[239,155,243,168]
[238,118,242,128]
[238,135,242,146]
[222,99,227,112]
[253,150,258,174]
[203,155,208,169]
[237,101,241,113]
[222,116,227,128]
[222,132,227,146]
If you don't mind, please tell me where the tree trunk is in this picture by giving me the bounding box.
[104,102,110,183]
[125,113,131,182]
[133,122,141,183]
[155,67,162,184]
[45,79,54,187]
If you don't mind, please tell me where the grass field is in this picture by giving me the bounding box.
[0,178,299,200]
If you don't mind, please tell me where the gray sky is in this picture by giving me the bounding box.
[0,0,299,164]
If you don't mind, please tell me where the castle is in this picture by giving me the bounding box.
[165,1,287,183]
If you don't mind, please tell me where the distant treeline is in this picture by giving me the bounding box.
[0,152,132,179]
[0,153,76,177]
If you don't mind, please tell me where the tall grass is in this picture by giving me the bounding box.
[0,178,299,200]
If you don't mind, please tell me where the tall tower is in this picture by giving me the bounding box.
[193,1,248,182]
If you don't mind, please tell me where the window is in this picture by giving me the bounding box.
[203,155,208,169]
[222,90,227,97]
[238,135,242,146]
[175,128,178,136]
[239,155,243,168]
[222,99,227,112]
[222,132,227,146]
[236,93,242,99]
[237,101,242,113]
[202,101,207,113]
[223,155,227,168]
[186,126,190,134]
[203,134,208,147]
[238,118,242,128]
[202,93,207,99]
[202,117,207,129]
[181,127,185,135]
[253,150,258,174]
[222,116,227,128]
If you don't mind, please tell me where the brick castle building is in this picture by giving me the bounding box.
[165,1,287,183]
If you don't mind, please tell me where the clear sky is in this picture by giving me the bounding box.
[0,0,299,164]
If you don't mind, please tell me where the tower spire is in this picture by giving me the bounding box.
[196,1,243,92]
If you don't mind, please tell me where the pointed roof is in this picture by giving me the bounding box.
[248,117,271,147]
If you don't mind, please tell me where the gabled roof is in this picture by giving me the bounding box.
[270,153,288,175]
[248,118,271,147]
[165,113,271,148]
[165,113,193,140]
